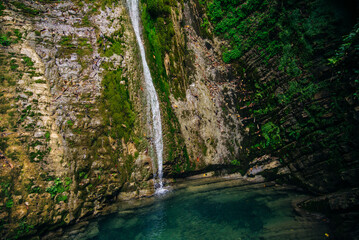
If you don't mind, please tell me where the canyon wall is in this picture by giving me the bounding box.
[139,0,359,238]
[0,0,358,239]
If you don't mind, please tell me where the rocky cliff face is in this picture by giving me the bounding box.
[0,0,157,238]
[169,1,244,169]
[139,0,246,175]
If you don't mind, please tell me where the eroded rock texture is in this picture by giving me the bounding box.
[0,1,154,238]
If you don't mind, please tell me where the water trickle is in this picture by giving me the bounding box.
[127,0,166,193]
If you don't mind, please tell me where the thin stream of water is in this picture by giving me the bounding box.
[127,0,165,193]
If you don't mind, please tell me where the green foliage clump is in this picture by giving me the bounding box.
[5,198,13,208]
[16,219,34,238]
[56,194,68,203]
[141,0,175,60]
[45,131,50,141]
[79,171,88,179]
[13,29,22,40]
[261,122,281,148]
[25,179,41,194]
[22,57,34,67]
[101,69,135,141]
[66,120,73,127]
[10,59,19,71]
[230,159,240,166]
[1,182,13,209]
[46,177,71,199]
[12,1,39,16]
[146,0,171,18]
[81,15,91,27]
[59,36,73,47]
[77,37,93,57]
[58,36,93,63]
[0,34,11,46]
[99,30,124,57]
[0,1,5,16]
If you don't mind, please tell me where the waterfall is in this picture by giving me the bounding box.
[127,0,166,193]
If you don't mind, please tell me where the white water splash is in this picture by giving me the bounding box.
[127,0,166,193]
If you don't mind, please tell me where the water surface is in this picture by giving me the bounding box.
[80,183,330,240]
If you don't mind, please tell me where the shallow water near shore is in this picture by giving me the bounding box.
[73,181,331,240]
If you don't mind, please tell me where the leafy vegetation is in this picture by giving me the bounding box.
[46,177,71,200]
[15,219,34,239]
[45,131,50,141]
[22,57,34,67]
[202,0,348,75]
[261,122,281,148]
[26,180,41,194]
[5,199,13,208]
[0,34,11,46]
[328,23,359,65]
[0,182,13,210]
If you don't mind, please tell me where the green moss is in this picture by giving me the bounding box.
[34,79,46,84]
[10,59,19,71]
[101,68,135,142]
[45,131,50,141]
[5,199,13,208]
[22,57,34,67]
[77,37,93,57]
[0,34,11,46]
[59,35,73,44]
